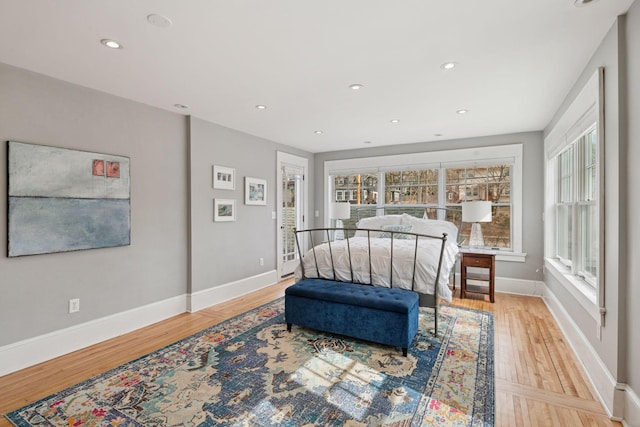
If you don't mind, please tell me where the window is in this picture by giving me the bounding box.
[331,173,379,233]
[556,147,574,265]
[579,130,598,281]
[384,169,438,205]
[325,144,524,260]
[446,165,512,249]
[544,68,602,319]
[551,128,598,285]
[333,173,378,205]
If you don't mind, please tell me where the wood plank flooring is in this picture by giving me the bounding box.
[0,279,620,426]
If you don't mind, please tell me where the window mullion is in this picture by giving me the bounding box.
[376,171,384,216]
[578,137,586,276]
[438,168,446,220]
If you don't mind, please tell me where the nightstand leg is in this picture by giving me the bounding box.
[490,280,495,303]
[460,266,466,299]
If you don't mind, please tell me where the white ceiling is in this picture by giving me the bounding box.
[0,0,634,153]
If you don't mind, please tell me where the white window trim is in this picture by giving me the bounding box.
[545,258,599,322]
[324,144,525,262]
[544,68,604,327]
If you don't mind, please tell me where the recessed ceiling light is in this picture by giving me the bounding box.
[456,109,469,115]
[314,130,323,135]
[390,119,400,124]
[255,105,267,110]
[349,84,364,90]
[174,103,189,109]
[100,39,122,49]
[574,0,599,7]
[147,13,173,28]
[440,62,457,70]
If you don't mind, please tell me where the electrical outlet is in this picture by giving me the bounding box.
[69,298,80,313]
[259,257,264,266]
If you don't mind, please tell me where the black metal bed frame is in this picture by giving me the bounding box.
[294,227,448,334]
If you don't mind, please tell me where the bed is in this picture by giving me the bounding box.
[292,213,460,334]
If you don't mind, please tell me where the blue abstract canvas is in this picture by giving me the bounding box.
[7,141,131,257]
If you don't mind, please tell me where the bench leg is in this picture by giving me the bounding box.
[287,323,292,332]
[402,348,408,357]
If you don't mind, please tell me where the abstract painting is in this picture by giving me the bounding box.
[7,141,131,257]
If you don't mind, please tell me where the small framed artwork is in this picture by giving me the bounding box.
[213,165,236,190]
[245,177,267,205]
[214,199,236,222]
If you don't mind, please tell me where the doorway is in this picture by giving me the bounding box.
[276,152,308,279]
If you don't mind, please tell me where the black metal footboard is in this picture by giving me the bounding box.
[294,227,448,335]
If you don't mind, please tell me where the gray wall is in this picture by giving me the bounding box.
[0,63,189,346]
[314,131,545,282]
[543,18,625,380]
[189,117,313,292]
[625,1,640,395]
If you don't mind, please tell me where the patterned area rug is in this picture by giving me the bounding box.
[6,299,494,426]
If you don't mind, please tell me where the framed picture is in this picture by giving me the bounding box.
[245,177,267,205]
[214,199,236,222]
[213,165,236,190]
[7,141,131,257]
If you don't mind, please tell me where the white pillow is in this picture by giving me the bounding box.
[354,215,403,237]
[378,224,412,239]
[400,213,459,242]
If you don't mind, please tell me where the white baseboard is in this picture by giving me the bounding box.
[621,384,640,427]
[452,274,544,297]
[541,287,622,419]
[188,270,279,313]
[0,271,280,378]
[0,294,188,377]
[496,276,545,296]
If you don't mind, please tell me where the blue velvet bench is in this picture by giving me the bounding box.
[285,278,419,356]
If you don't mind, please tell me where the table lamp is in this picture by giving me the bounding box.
[331,202,351,240]
[462,201,492,247]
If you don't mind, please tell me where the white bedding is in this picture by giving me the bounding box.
[294,234,458,303]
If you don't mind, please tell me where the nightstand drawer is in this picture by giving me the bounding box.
[464,256,492,268]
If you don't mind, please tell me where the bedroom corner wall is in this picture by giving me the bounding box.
[541,11,640,421]
[187,117,313,306]
[543,14,624,385]
[0,63,189,348]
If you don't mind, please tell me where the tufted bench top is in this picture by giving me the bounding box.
[285,278,418,314]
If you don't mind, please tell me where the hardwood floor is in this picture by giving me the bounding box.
[0,279,620,426]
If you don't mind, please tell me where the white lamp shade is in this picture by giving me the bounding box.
[331,202,351,220]
[462,201,492,223]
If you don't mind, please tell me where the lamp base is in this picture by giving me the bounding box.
[335,219,344,240]
[468,222,485,247]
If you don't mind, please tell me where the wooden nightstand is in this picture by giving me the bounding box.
[460,252,495,303]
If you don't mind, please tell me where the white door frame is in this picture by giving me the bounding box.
[276,151,309,280]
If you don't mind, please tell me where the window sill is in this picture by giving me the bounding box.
[544,258,599,322]
[460,248,527,263]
